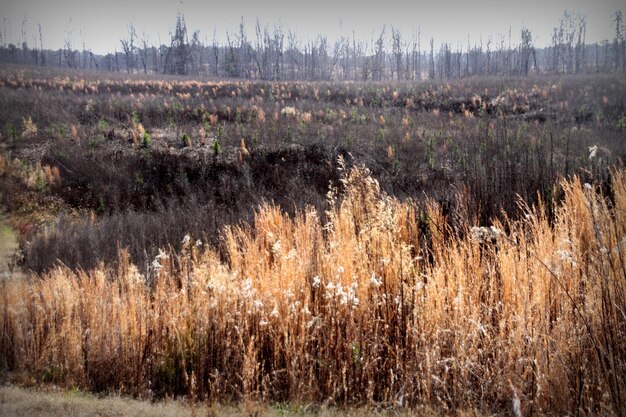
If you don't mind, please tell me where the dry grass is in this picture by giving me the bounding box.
[0,385,210,417]
[0,214,18,277]
[1,163,624,415]
[1,385,439,417]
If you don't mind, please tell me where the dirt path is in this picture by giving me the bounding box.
[0,211,19,278]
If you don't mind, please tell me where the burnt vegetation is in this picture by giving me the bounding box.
[1,67,623,273]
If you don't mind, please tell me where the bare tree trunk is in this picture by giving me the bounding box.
[417,27,421,79]
[429,38,434,79]
[212,31,219,77]
[392,27,403,80]
[38,24,45,66]
[465,36,470,76]
[614,11,623,71]
[374,27,385,81]
[353,32,358,80]
[486,40,491,75]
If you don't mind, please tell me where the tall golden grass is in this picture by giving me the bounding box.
[1,163,624,415]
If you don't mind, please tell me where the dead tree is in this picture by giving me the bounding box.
[339,35,350,80]
[286,30,301,80]
[120,24,136,73]
[38,23,45,66]
[63,20,76,68]
[429,37,435,79]
[223,30,237,77]
[614,11,624,72]
[211,30,220,77]
[114,47,120,72]
[253,20,269,79]
[235,20,248,78]
[373,27,385,81]
[391,27,403,80]
[273,24,285,80]
[409,28,420,80]
[520,27,533,76]
[137,31,151,74]
[575,16,586,73]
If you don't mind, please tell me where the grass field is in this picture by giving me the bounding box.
[1,385,440,417]
[0,65,625,415]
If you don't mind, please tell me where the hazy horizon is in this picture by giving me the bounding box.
[1,0,624,55]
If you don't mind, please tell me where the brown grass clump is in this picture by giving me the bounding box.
[21,116,37,138]
[1,165,624,415]
[0,154,6,175]
[42,164,61,187]
[70,124,79,141]
[239,138,250,161]
[386,145,394,160]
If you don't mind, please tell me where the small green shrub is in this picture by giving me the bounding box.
[181,132,191,147]
[142,131,152,147]
[211,139,221,156]
[131,110,141,125]
[97,118,109,132]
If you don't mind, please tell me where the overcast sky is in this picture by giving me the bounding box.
[0,0,624,54]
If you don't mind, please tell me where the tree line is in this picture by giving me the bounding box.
[1,11,624,80]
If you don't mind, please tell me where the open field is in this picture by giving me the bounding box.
[0,66,625,415]
[1,66,624,273]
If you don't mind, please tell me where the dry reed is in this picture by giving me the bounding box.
[1,165,624,415]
